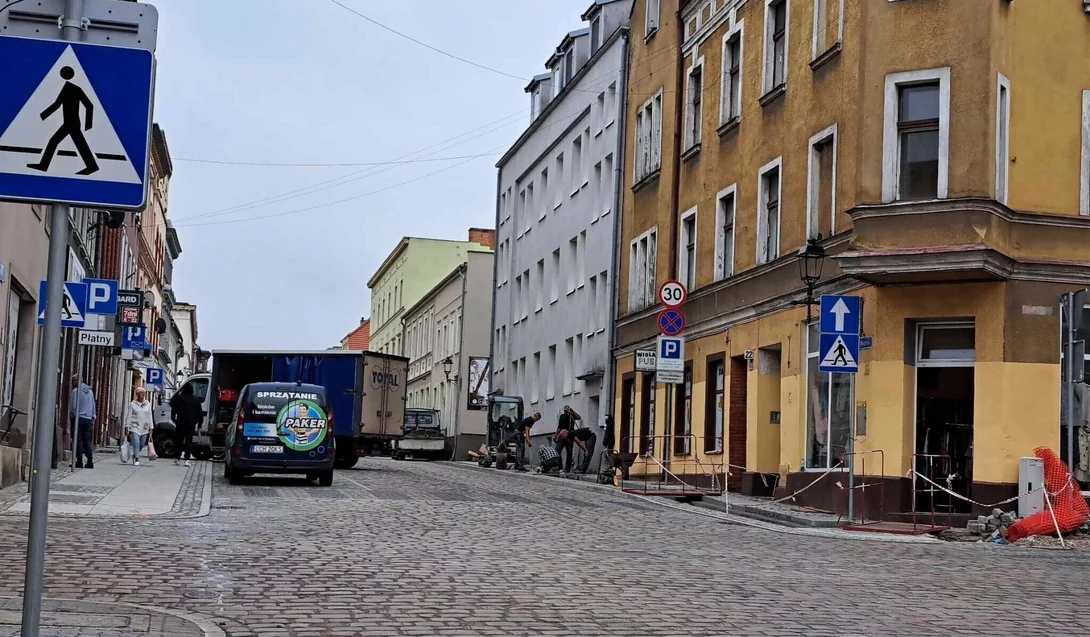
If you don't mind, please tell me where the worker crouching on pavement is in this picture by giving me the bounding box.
[538,443,563,474]
[554,427,597,473]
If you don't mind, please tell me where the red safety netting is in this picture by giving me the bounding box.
[1007,447,1089,543]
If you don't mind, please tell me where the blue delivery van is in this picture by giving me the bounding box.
[224,382,336,486]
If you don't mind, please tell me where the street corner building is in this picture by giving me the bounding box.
[611,0,1090,519]
[491,1,633,456]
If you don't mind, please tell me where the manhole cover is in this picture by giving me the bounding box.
[242,488,279,497]
[211,505,244,510]
[182,590,218,600]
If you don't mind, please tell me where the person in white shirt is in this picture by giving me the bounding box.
[125,387,154,466]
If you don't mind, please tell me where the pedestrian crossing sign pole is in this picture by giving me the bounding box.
[817,294,862,522]
[1,3,159,635]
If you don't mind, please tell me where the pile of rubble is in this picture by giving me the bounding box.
[966,508,1019,540]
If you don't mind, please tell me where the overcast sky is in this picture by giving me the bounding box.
[161,0,593,351]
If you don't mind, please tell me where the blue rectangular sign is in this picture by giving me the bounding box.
[819,295,861,336]
[0,36,155,210]
[145,367,163,386]
[84,278,118,315]
[819,333,860,374]
[243,423,277,438]
[121,325,146,350]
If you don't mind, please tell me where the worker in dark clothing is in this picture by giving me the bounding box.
[169,384,204,466]
[515,412,541,472]
[568,427,598,473]
[603,414,616,450]
[554,405,582,472]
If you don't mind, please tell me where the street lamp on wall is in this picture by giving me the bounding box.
[796,239,827,323]
[442,356,454,381]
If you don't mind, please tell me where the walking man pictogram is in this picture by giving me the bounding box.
[27,66,99,176]
[833,340,848,366]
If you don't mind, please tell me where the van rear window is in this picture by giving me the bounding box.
[247,390,327,423]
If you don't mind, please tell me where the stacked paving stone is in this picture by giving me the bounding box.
[966,508,1018,540]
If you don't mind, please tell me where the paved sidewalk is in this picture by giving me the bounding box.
[0,455,211,519]
[0,598,223,636]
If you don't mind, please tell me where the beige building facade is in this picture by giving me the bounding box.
[403,249,495,458]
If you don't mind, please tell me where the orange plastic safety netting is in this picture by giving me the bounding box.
[1007,447,1089,543]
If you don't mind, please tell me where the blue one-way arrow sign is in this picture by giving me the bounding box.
[820,295,861,335]
[0,36,154,210]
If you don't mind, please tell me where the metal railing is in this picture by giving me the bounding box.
[620,434,726,497]
[911,453,955,531]
[836,450,885,525]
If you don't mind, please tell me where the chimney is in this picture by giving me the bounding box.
[468,227,496,249]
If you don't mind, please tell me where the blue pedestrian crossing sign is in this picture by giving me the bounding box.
[819,295,861,335]
[37,280,87,328]
[145,368,164,387]
[819,333,859,373]
[0,36,154,210]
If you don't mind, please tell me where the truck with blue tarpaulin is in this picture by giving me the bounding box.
[194,350,407,467]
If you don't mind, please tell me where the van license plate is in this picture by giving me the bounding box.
[251,445,283,454]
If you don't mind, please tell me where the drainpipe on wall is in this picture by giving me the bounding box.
[449,264,468,461]
[606,28,631,440]
[488,169,501,399]
[669,7,684,283]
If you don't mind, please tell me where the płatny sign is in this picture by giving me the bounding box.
[77,330,114,346]
[635,349,657,372]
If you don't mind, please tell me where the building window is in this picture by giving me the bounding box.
[705,358,725,453]
[627,228,658,312]
[673,366,693,455]
[646,0,660,37]
[555,153,565,208]
[720,29,743,125]
[525,183,535,231]
[547,344,557,399]
[598,271,608,332]
[606,82,617,128]
[535,259,545,312]
[805,322,853,470]
[685,61,704,150]
[639,373,656,456]
[757,158,782,265]
[622,377,635,454]
[811,0,843,60]
[603,154,614,216]
[563,337,574,396]
[573,333,583,393]
[540,168,549,219]
[572,135,583,196]
[563,48,575,87]
[882,68,950,202]
[522,269,530,319]
[596,92,606,135]
[715,186,736,281]
[634,90,664,183]
[514,274,523,323]
[517,188,527,237]
[593,162,603,223]
[531,352,541,403]
[995,74,1010,205]
[679,208,697,291]
[567,236,579,294]
[577,231,587,288]
[764,0,788,94]
[807,124,837,240]
[588,275,598,333]
[550,248,561,303]
[591,13,602,53]
[1082,90,1090,217]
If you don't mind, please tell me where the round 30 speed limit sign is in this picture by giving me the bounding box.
[659,280,688,308]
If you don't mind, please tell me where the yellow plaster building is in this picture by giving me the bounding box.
[613,0,1090,516]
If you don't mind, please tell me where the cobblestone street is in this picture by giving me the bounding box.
[0,459,1088,636]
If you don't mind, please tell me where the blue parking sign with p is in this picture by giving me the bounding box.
[84,278,118,315]
[145,368,163,386]
[659,337,682,359]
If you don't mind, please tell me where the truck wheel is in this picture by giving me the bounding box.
[334,451,359,469]
[153,432,178,459]
[318,471,334,487]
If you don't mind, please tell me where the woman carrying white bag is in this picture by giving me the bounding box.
[124,386,154,466]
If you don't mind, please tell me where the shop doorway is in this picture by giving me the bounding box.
[913,323,975,514]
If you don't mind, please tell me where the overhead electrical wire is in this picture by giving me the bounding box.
[172,152,500,168]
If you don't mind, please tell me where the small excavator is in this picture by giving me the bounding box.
[474,395,523,469]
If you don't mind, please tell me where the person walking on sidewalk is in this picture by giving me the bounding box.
[69,375,96,469]
[125,387,154,467]
[170,383,202,467]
